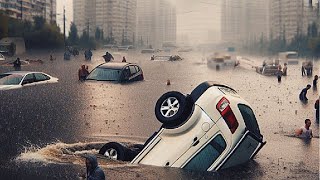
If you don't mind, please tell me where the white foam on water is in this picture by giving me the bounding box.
[15,141,105,165]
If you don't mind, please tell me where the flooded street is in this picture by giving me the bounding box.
[0,49,318,179]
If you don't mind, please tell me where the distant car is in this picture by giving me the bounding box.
[151,55,182,61]
[99,81,266,172]
[278,51,299,65]
[86,62,144,83]
[0,53,5,61]
[255,60,281,76]
[141,49,155,54]
[255,64,279,76]
[0,71,58,90]
[207,56,239,70]
[118,45,133,51]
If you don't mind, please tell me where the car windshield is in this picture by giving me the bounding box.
[86,67,121,81]
[0,74,23,85]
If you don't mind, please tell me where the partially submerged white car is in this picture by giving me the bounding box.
[99,81,265,171]
[0,71,59,90]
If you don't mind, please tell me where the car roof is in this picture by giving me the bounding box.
[2,71,46,76]
[98,62,138,69]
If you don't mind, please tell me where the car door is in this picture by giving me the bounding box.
[134,65,143,80]
[129,65,138,81]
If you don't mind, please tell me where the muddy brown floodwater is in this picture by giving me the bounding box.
[0,49,318,179]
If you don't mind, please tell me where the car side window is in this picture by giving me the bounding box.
[22,73,35,84]
[123,67,131,79]
[135,66,140,73]
[129,66,137,75]
[184,134,226,171]
[34,73,50,82]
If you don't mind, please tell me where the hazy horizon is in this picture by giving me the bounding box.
[56,0,221,44]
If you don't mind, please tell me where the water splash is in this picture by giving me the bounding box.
[15,141,105,165]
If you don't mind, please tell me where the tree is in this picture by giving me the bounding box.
[68,22,79,45]
[95,27,102,41]
[311,22,318,38]
[33,16,45,30]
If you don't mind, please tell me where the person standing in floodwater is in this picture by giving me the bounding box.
[315,99,319,122]
[122,56,127,62]
[282,63,287,76]
[78,65,89,81]
[313,75,318,90]
[84,154,105,180]
[299,84,312,102]
[103,52,114,62]
[277,69,282,83]
[13,57,21,71]
[301,65,306,76]
[295,119,313,139]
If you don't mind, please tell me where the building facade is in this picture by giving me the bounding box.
[73,0,136,46]
[136,0,176,49]
[0,0,56,23]
[270,0,319,42]
[221,0,270,45]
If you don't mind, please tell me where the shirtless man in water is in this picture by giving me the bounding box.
[295,119,313,139]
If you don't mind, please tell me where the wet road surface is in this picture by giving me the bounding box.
[0,49,318,179]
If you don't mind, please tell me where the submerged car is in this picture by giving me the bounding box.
[255,60,281,76]
[86,62,144,83]
[0,53,5,61]
[151,55,182,61]
[99,81,266,172]
[0,71,58,90]
[141,49,155,54]
[207,55,239,70]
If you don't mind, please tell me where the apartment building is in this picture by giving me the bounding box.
[221,0,270,45]
[73,0,136,45]
[0,0,56,23]
[136,0,176,48]
[270,0,319,42]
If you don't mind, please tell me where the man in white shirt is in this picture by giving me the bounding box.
[295,119,313,139]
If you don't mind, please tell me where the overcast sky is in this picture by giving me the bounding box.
[56,0,221,43]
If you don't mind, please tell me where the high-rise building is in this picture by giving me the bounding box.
[136,0,176,48]
[221,0,270,45]
[270,0,319,42]
[73,0,136,45]
[0,0,56,23]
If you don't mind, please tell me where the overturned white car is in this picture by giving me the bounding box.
[99,81,266,171]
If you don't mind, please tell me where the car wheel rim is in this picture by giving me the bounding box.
[160,97,180,118]
[104,148,118,160]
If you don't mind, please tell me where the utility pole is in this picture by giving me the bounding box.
[63,6,66,47]
[20,0,23,20]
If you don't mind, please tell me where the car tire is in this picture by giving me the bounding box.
[99,142,126,161]
[155,91,193,128]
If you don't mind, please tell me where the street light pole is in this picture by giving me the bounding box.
[63,6,66,47]
[20,0,23,20]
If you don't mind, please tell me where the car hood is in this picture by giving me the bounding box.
[0,85,22,90]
